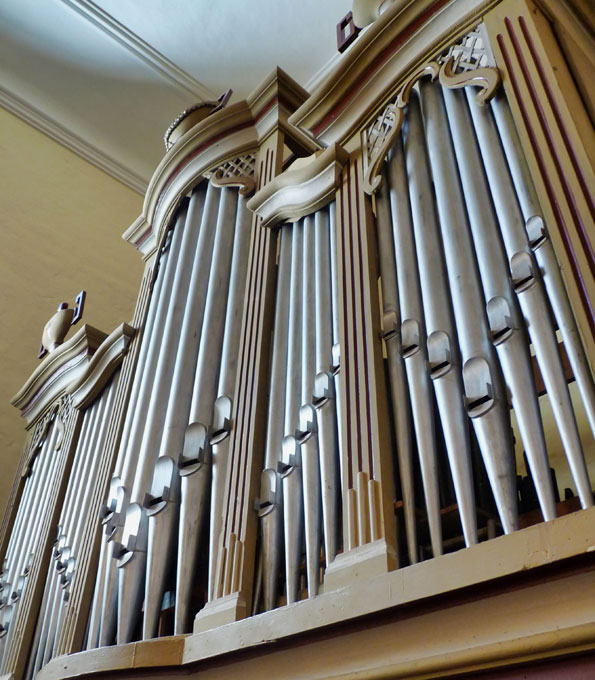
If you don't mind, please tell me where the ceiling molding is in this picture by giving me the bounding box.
[59,0,217,102]
[0,84,148,194]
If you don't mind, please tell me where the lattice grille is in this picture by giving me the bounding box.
[366,104,400,162]
[442,25,495,73]
[214,153,256,181]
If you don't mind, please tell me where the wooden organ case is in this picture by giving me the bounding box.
[1,0,594,678]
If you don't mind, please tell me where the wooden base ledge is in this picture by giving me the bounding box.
[38,508,595,680]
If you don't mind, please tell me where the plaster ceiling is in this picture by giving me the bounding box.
[0,0,348,192]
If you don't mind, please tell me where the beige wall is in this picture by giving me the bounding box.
[0,107,144,516]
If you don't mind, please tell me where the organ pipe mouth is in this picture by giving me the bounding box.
[463,357,496,418]
[526,216,548,250]
[278,436,300,477]
[427,330,454,379]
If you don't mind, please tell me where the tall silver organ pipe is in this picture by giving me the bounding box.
[402,90,477,551]
[467,91,592,509]
[420,80,517,535]
[375,165,418,564]
[258,204,341,610]
[441,85,555,522]
[24,371,120,678]
[489,93,595,441]
[376,76,592,562]
[85,180,254,645]
[313,208,339,567]
[259,227,292,612]
[1,412,62,670]
[280,220,304,605]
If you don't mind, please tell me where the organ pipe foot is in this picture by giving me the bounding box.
[297,405,322,598]
[143,456,180,640]
[256,469,283,612]
[279,436,304,605]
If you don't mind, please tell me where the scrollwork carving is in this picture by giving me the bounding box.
[55,394,74,452]
[204,152,257,196]
[362,24,500,195]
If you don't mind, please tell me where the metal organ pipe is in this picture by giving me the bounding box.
[297,215,322,597]
[1,415,61,669]
[313,208,340,566]
[141,185,214,640]
[403,90,477,553]
[328,202,344,496]
[176,186,238,634]
[280,220,304,605]
[420,80,517,535]
[94,211,180,648]
[260,226,292,611]
[468,92,593,509]
[490,93,595,440]
[118,188,203,645]
[442,86,556,522]
[374,166,418,564]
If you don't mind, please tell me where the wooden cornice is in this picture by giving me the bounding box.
[124,68,321,262]
[123,101,258,260]
[289,0,500,146]
[11,324,107,426]
[67,323,134,410]
[37,508,595,680]
[247,143,348,228]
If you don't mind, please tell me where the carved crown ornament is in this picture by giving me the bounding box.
[361,24,500,195]
[163,89,233,152]
[38,291,86,359]
[203,152,257,196]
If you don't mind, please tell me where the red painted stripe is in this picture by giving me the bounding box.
[498,27,595,337]
[340,168,354,490]
[518,15,595,270]
[313,0,450,137]
[353,161,375,478]
[254,96,279,124]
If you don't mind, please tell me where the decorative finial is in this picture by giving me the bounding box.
[38,290,86,359]
[163,88,233,151]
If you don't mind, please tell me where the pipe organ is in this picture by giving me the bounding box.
[1,1,594,678]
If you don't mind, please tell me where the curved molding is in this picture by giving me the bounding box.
[290,0,500,146]
[11,325,107,427]
[123,101,258,260]
[68,323,134,410]
[247,144,348,228]
[124,68,316,261]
